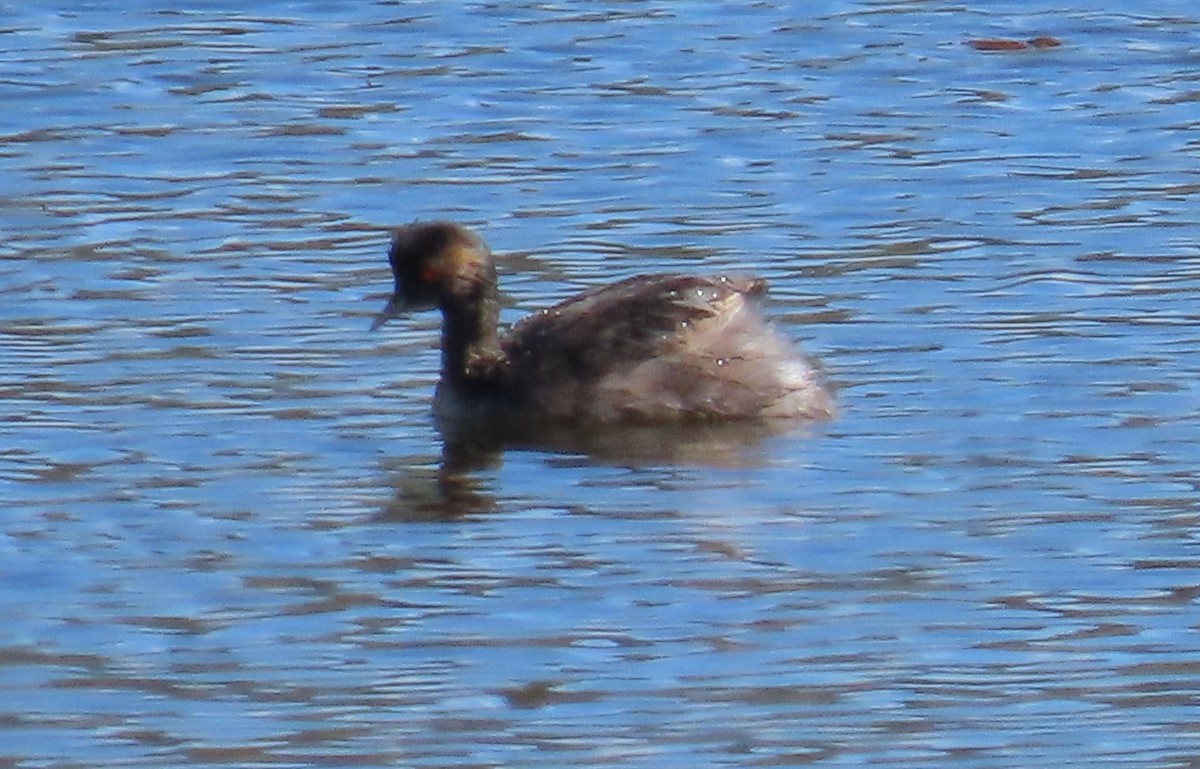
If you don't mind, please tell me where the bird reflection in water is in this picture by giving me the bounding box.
[376,412,820,522]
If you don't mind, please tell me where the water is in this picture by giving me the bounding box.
[3,1,1200,766]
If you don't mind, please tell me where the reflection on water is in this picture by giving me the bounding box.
[377,409,827,520]
[378,417,813,520]
[437,414,804,469]
[4,1,1200,767]
[379,452,501,522]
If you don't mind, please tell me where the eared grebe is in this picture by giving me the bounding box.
[371,221,834,423]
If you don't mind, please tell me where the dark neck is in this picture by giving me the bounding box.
[439,285,506,390]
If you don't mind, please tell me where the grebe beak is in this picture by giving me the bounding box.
[370,295,404,331]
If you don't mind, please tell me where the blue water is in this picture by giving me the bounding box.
[3,2,1200,767]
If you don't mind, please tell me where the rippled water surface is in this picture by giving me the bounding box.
[4,1,1200,766]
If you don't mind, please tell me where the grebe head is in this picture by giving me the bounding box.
[371,221,496,330]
